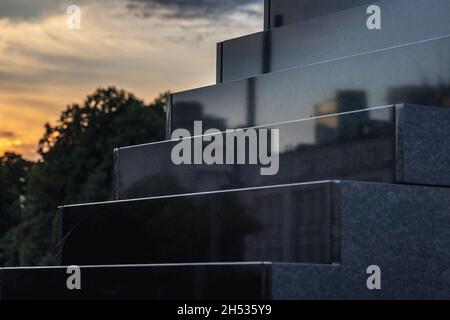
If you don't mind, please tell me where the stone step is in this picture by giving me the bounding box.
[0,263,272,300]
[59,181,338,266]
[116,104,450,200]
[170,35,450,135]
[219,0,450,83]
[264,0,378,29]
[61,177,450,269]
[5,181,450,299]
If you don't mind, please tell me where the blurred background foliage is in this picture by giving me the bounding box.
[0,86,167,266]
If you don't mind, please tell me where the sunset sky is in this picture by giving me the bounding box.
[0,0,263,160]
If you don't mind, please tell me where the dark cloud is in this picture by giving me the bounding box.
[0,131,17,138]
[0,0,107,21]
[0,0,261,21]
[0,0,61,20]
[127,0,261,19]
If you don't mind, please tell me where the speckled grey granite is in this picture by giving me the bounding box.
[397,104,450,186]
[271,180,450,299]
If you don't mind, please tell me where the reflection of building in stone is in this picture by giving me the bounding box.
[169,108,395,198]
[314,90,367,116]
[241,184,332,263]
[272,136,394,184]
[120,138,236,199]
[315,90,368,144]
[387,83,450,108]
[234,109,396,262]
[121,103,395,202]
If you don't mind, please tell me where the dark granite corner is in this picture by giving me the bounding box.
[271,181,450,299]
[396,104,450,186]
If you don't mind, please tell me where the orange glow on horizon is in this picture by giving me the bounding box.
[0,2,262,161]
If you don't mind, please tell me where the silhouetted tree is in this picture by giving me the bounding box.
[0,87,167,266]
[0,153,30,234]
[0,153,31,265]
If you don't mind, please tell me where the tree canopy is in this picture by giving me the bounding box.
[0,87,167,266]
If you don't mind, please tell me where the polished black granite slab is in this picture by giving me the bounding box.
[116,104,450,200]
[220,0,450,83]
[0,263,271,300]
[59,182,336,266]
[171,36,450,134]
[264,0,378,29]
[119,106,394,199]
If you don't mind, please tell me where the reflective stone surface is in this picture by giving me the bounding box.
[6,182,450,300]
[118,105,450,200]
[221,0,450,82]
[117,107,396,199]
[60,182,336,265]
[172,36,450,134]
[1,263,271,300]
[265,0,379,29]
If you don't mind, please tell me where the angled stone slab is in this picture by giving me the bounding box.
[116,105,450,200]
[59,182,337,266]
[171,36,450,135]
[0,263,271,300]
[219,0,450,82]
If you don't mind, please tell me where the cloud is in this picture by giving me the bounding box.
[0,0,111,21]
[0,131,17,138]
[0,0,61,20]
[0,0,262,25]
[127,0,261,20]
[0,0,262,159]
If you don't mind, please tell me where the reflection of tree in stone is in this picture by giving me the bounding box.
[121,174,187,199]
[61,189,262,265]
[172,102,228,132]
[1,87,167,267]
[205,192,262,261]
